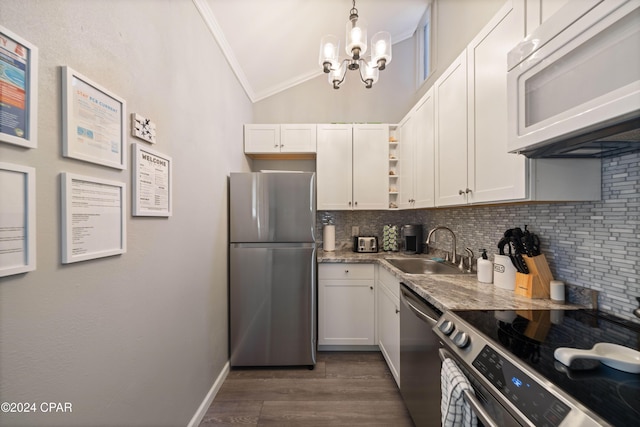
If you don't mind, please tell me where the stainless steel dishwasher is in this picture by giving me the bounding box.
[400,283,443,427]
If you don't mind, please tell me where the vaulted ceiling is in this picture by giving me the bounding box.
[195,0,430,102]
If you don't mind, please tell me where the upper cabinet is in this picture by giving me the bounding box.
[244,124,316,156]
[397,89,436,210]
[525,0,570,35]
[434,51,469,206]
[433,0,600,207]
[466,0,527,204]
[317,124,389,210]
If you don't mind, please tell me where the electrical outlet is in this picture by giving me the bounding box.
[352,226,359,236]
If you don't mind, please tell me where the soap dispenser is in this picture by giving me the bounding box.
[477,249,493,284]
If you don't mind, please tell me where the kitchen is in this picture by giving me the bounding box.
[0,1,638,427]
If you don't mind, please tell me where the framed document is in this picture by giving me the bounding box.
[132,143,172,217]
[61,66,126,169]
[0,162,36,277]
[0,26,38,148]
[61,172,126,264]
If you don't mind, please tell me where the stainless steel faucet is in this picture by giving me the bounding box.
[426,226,457,265]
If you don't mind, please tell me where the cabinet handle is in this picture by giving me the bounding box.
[280,144,284,148]
[349,201,352,206]
[395,308,400,314]
[355,201,358,206]
[274,143,279,148]
[458,189,465,195]
[370,286,374,290]
[345,270,349,273]
[465,188,472,194]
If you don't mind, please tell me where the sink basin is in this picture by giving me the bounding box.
[386,258,470,275]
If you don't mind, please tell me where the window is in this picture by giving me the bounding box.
[418,2,433,84]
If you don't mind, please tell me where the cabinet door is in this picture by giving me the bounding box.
[435,52,468,206]
[352,124,389,210]
[467,0,527,204]
[398,114,416,209]
[525,0,571,35]
[318,279,375,346]
[244,124,280,153]
[377,281,400,386]
[317,124,353,210]
[280,124,317,153]
[413,88,435,208]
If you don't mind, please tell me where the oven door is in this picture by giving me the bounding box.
[439,347,522,427]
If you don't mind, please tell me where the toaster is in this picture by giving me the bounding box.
[353,236,378,253]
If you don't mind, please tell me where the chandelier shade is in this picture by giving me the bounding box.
[320,0,391,89]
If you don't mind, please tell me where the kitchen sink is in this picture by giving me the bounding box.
[386,258,471,275]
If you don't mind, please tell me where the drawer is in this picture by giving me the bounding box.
[318,263,374,280]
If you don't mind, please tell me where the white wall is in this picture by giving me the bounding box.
[0,1,252,426]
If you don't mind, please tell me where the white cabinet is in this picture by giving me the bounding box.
[398,89,435,209]
[434,51,469,206]
[467,0,527,204]
[377,266,400,386]
[434,0,601,207]
[317,124,389,210]
[244,124,316,155]
[318,264,375,347]
[525,0,571,35]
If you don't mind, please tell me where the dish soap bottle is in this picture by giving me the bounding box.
[477,249,493,284]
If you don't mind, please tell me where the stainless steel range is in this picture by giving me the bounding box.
[434,309,640,427]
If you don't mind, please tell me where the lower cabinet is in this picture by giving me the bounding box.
[318,263,375,346]
[318,262,401,386]
[377,267,400,386]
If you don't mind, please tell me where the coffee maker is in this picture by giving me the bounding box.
[401,224,422,254]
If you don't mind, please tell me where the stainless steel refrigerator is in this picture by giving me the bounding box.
[229,172,316,367]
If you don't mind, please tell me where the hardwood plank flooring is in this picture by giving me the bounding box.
[200,351,414,426]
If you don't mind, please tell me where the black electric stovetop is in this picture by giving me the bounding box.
[454,309,640,427]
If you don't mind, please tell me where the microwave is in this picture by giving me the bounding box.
[507,0,640,158]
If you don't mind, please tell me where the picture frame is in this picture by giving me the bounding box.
[132,143,172,217]
[0,25,39,148]
[61,172,126,264]
[61,66,127,169]
[0,162,36,277]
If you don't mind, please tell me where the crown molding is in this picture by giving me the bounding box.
[192,0,257,102]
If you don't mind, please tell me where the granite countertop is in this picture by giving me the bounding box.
[318,250,581,313]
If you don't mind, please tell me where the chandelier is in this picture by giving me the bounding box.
[318,0,392,89]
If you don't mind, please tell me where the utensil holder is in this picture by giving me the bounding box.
[514,254,553,299]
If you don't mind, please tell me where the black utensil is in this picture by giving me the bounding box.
[510,237,529,274]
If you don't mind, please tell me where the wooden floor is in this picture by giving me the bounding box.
[199,351,415,426]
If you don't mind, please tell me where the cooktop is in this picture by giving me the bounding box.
[454,309,640,426]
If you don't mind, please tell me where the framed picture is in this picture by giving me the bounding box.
[0,162,36,277]
[0,26,38,148]
[132,143,172,217]
[61,172,126,264]
[61,66,126,169]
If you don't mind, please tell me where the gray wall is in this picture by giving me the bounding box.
[0,1,252,426]
[319,152,640,322]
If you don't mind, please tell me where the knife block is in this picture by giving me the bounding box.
[514,254,553,299]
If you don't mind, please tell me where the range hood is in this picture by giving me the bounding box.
[518,117,640,159]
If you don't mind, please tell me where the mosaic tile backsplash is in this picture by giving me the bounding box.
[318,152,639,322]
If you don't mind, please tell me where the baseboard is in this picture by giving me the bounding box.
[318,345,380,352]
[187,361,230,427]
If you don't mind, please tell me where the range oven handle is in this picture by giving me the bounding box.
[439,348,500,427]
